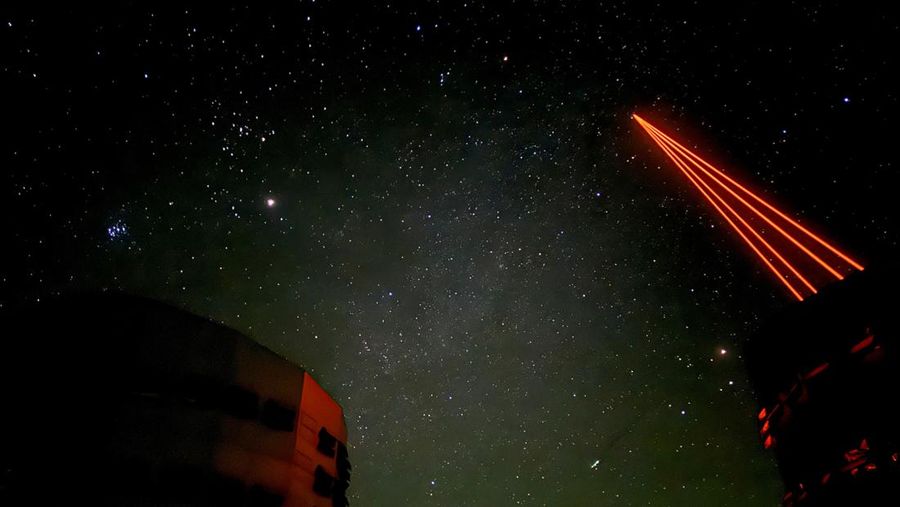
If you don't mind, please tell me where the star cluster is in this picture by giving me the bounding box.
[2,2,898,505]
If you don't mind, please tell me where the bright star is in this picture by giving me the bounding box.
[107,222,128,240]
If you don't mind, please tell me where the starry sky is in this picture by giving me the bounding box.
[2,2,898,505]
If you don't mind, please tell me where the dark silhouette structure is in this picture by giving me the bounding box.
[745,263,900,506]
[633,113,896,505]
[0,293,350,506]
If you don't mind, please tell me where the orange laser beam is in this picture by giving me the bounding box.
[648,119,863,273]
[634,115,863,274]
[638,119,846,280]
[642,126,805,300]
[646,128,818,295]
[640,123,805,300]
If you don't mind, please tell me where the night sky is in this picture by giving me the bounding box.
[2,2,898,505]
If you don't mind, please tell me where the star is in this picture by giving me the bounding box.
[107,221,128,240]
[6,4,885,506]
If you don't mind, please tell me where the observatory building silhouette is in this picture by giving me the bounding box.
[745,263,900,506]
[634,114,899,506]
[0,294,351,506]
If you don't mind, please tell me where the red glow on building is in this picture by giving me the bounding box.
[850,335,875,354]
[632,114,900,506]
[804,363,830,380]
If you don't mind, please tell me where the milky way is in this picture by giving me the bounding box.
[3,3,897,505]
